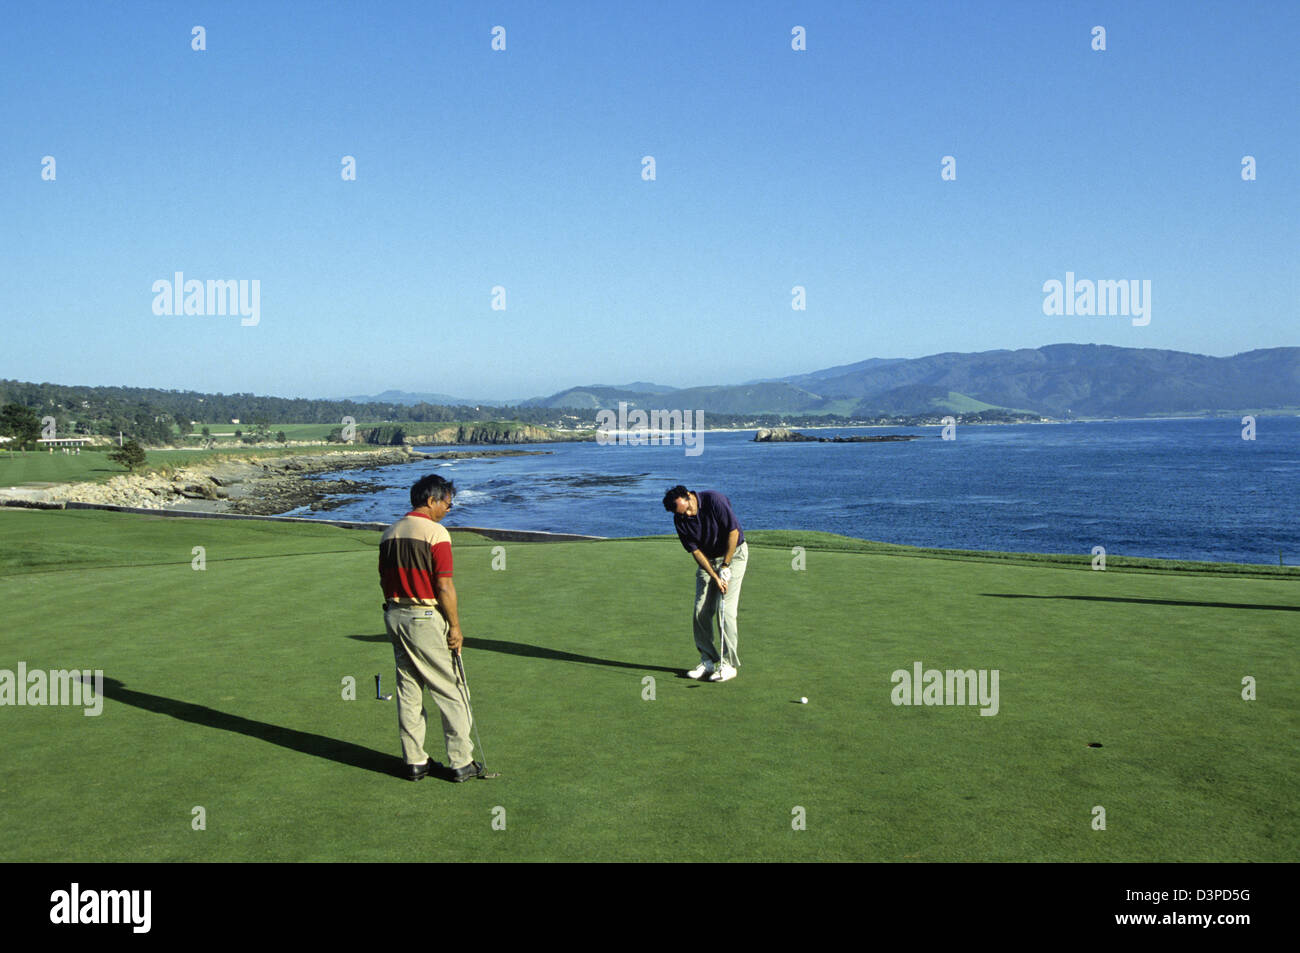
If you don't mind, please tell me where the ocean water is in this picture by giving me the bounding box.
[284,417,1300,566]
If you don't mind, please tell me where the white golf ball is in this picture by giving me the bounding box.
[800,697,808,704]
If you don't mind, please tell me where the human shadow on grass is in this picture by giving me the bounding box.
[94,676,397,777]
[347,633,681,674]
[983,594,1300,612]
[466,637,682,674]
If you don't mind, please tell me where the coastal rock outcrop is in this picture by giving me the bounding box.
[754,428,817,442]
[404,425,582,445]
[754,428,921,443]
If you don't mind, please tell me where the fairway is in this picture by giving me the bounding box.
[0,449,124,486]
[0,443,403,489]
[0,509,1295,862]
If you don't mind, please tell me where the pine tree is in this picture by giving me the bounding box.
[107,440,147,472]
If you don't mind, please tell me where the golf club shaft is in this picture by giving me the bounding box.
[718,577,727,667]
[453,649,486,770]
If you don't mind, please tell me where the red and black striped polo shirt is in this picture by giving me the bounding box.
[378,511,453,606]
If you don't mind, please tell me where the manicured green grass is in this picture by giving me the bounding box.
[0,449,123,485]
[0,509,1295,862]
[0,444,398,487]
[182,422,388,442]
[253,423,362,440]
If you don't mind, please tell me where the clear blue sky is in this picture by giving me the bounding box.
[2,0,1296,401]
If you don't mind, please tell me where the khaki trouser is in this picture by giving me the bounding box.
[693,541,748,668]
[383,604,474,769]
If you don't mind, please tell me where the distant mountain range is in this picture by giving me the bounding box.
[345,383,676,411]
[505,345,1300,418]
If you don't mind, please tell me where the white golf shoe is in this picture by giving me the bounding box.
[685,660,715,680]
[709,662,737,682]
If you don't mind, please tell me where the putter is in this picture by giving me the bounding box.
[716,569,738,675]
[718,600,727,671]
[452,650,500,779]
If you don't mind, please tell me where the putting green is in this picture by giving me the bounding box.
[0,509,1295,862]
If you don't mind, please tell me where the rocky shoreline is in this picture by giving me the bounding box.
[401,425,591,445]
[754,428,922,443]
[0,447,547,516]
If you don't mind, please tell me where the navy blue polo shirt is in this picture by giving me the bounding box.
[674,490,744,559]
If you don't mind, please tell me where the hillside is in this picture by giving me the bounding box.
[523,345,1299,418]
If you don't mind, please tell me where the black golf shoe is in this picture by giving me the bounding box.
[404,758,444,782]
[448,760,486,783]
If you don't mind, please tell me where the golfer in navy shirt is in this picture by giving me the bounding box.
[663,485,749,682]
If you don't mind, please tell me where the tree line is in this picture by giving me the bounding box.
[0,378,1041,451]
[0,379,579,447]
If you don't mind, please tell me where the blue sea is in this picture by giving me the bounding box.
[284,417,1300,566]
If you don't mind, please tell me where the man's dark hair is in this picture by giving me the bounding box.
[662,484,690,512]
[411,473,456,510]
